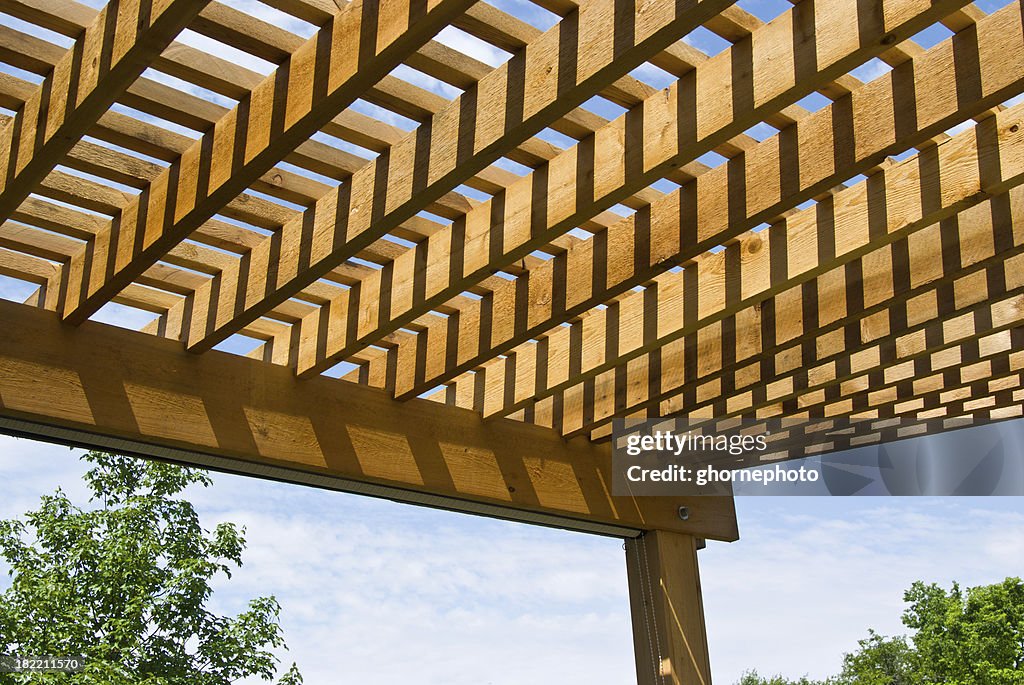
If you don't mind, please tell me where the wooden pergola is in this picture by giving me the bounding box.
[0,0,1022,680]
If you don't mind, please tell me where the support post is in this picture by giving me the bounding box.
[626,531,712,685]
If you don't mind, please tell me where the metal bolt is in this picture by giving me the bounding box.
[677,506,690,521]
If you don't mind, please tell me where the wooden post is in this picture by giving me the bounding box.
[626,531,712,685]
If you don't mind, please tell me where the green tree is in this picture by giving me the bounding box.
[836,630,919,685]
[901,578,1024,685]
[0,451,302,684]
[735,669,834,685]
[737,577,1024,685]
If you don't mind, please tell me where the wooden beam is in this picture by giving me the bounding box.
[294,0,978,379]
[0,0,208,221]
[58,0,478,325]
[646,381,1024,468]
[470,102,1024,420]
[605,347,1024,466]
[626,531,712,685]
[435,188,1024,437]
[1,0,685,224]
[0,298,738,541]
[173,0,743,355]
[664,357,1024,464]
[381,2,1024,400]
[582,247,1024,439]
[670,310,1024,427]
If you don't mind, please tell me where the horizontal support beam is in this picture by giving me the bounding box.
[0,298,737,541]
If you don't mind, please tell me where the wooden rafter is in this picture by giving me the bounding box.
[0,0,208,220]
[378,2,1024,402]
[295,0,979,379]
[59,0,479,324]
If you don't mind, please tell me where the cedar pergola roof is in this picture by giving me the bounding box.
[2,0,1023,679]
[0,0,1022,517]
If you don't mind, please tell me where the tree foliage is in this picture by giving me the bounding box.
[0,451,301,684]
[735,669,835,685]
[737,577,1024,685]
[837,630,917,685]
[901,578,1024,684]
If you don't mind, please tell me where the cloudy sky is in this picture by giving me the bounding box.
[2,0,1024,682]
[1,434,1022,685]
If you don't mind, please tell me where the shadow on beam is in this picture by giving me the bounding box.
[0,299,737,541]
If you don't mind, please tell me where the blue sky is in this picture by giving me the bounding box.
[1,434,1022,684]
[2,0,1024,682]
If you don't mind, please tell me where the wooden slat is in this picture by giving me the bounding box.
[598,289,1024,439]
[663,348,1024,460]
[58,0,478,324]
[0,246,57,284]
[0,297,739,541]
[603,350,1024,462]
[379,3,1024,400]
[173,0,743,354]
[700,327,1024,427]
[0,0,680,207]
[0,0,208,220]
[772,400,1024,463]
[575,214,1024,438]
[640,378,1024,467]
[294,0,979,380]
[468,102,1024,420]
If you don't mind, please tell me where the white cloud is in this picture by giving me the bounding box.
[701,497,1024,683]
